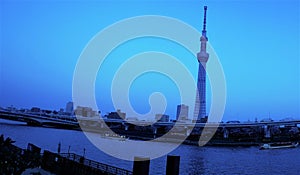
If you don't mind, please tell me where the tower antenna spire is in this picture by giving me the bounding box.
[202,6,207,38]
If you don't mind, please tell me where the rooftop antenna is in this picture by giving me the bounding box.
[202,6,208,39]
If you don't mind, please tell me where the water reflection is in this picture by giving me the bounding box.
[1,119,300,175]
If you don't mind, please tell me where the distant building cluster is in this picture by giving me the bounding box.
[3,101,196,123]
[2,102,297,124]
[74,106,99,117]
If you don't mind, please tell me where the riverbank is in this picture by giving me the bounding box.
[1,118,299,147]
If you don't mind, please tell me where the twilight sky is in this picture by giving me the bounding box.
[0,0,299,121]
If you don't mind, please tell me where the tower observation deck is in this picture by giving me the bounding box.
[194,6,209,122]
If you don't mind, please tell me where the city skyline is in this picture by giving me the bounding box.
[0,0,299,121]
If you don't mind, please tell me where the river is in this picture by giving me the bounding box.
[0,119,299,175]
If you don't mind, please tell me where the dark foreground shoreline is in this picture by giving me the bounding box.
[0,134,133,175]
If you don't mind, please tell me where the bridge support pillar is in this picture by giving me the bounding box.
[100,122,104,128]
[264,125,271,138]
[223,127,229,139]
[153,127,157,135]
[125,125,129,131]
[186,128,191,136]
[153,127,157,138]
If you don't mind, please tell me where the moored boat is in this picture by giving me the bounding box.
[259,142,299,150]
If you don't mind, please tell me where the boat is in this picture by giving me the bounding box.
[259,142,299,150]
[119,135,127,141]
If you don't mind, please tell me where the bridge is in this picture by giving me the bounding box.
[77,115,300,141]
[1,109,299,143]
[0,110,79,129]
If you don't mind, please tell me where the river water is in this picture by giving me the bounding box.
[1,119,299,175]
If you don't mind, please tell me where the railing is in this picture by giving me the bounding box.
[60,153,132,175]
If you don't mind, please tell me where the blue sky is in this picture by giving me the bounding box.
[0,0,299,121]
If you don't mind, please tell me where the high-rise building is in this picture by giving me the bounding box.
[155,114,170,123]
[65,101,74,114]
[194,6,209,123]
[176,104,189,121]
